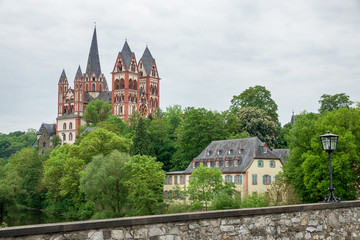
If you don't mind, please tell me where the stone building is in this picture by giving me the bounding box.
[36,123,57,154]
[57,27,160,144]
[164,137,289,200]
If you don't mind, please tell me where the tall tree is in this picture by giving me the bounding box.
[284,108,360,202]
[237,107,278,148]
[318,93,353,114]
[230,85,279,120]
[171,107,228,171]
[82,99,112,125]
[187,163,227,211]
[80,150,130,216]
[125,155,164,215]
[130,117,154,156]
[0,130,37,160]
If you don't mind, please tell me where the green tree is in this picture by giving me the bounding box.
[0,130,37,160]
[187,163,232,211]
[130,117,154,156]
[164,105,183,140]
[76,128,131,164]
[126,155,164,216]
[82,99,112,125]
[105,115,130,136]
[80,150,130,217]
[171,107,228,170]
[274,122,292,149]
[230,85,279,120]
[51,135,62,148]
[318,93,353,114]
[237,107,278,148]
[284,108,360,202]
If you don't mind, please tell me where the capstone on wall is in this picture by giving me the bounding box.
[1,201,360,240]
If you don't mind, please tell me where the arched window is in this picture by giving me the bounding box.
[86,84,88,92]
[120,79,125,89]
[128,96,131,102]
[150,98,153,107]
[133,80,137,90]
[115,80,120,90]
[129,79,133,89]
[42,141,46,147]
[63,123,67,130]
[92,84,95,91]
[69,132,73,141]
[100,84,102,92]
[63,133,66,141]
[69,122,72,129]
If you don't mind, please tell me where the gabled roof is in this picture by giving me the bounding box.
[37,123,56,136]
[59,69,67,84]
[120,41,133,70]
[141,46,155,75]
[84,92,94,104]
[272,149,290,163]
[75,65,82,81]
[183,137,282,174]
[86,27,102,77]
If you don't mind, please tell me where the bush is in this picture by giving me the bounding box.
[212,192,241,210]
[166,202,190,214]
[239,193,268,209]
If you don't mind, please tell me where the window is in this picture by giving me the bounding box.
[270,160,276,168]
[100,84,102,92]
[192,161,195,169]
[207,161,211,168]
[234,159,238,167]
[252,174,257,185]
[225,159,229,167]
[63,123,66,130]
[174,176,178,184]
[42,141,46,147]
[229,175,233,183]
[180,176,185,184]
[258,160,264,167]
[275,175,278,183]
[228,148,231,154]
[62,133,66,141]
[263,175,271,185]
[86,84,88,91]
[188,176,191,183]
[238,147,242,154]
[69,122,72,129]
[92,84,95,91]
[216,148,220,155]
[206,149,210,156]
[69,132,73,141]
[92,77,95,81]
[215,159,219,168]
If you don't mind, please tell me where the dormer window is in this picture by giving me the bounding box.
[215,158,219,168]
[228,148,231,154]
[225,158,229,167]
[206,149,210,156]
[234,157,238,167]
[207,159,211,168]
[263,144,268,153]
[216,148,220,155]
[238,147,242,154]
[192,160,195,169]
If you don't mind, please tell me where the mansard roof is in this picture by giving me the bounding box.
[120,41,133,70]
[141,46,155,75]
[86,27,102,77]
[183,137,284,174]
[59,69,67,84]
[37,123,56,136]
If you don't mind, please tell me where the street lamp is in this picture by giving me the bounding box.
[319,131,340,203]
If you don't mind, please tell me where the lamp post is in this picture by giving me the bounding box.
[319,131,340,203]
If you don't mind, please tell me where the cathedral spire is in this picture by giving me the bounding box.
[120,40,133,70]
[141,46,155,75]
[86,27,101,77]
[59,69,67,83]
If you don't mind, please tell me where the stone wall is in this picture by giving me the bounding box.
[1,201,360,239]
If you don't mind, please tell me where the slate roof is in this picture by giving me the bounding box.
[183,137,282,174]
[37,123,56,136]
[86,27,102,77]
[95,91,112,103]
[272,149,290,163]
[57,114,81,120]
[120,41,133,70]
[141,46,154,75]
[59,69,67,83]
[84,92,94,104]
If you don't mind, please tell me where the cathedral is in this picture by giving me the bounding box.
[56,27,160,144]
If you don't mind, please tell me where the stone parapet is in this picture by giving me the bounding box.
[1,201,360,239]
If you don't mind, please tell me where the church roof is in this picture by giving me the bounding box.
[120,41,133,70]
[59,69,67,83]
[141,46,155,76]
[183,137,282,174]
[95,91,112,103]
[86,27,102,77]
[84,92,94,104]
[37,123,56,136]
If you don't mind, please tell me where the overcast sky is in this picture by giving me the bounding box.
[1,0,360,134]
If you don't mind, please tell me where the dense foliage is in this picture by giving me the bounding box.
[0,130,36,160]
[318,93,353,114]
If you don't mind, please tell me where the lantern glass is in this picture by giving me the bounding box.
[319,131,339,152]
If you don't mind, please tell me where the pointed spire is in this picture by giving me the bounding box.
[59,69,67,83]
[75,65,82,81]
[86,27,101,77]
[141,46,155,75]
[120,40,133,70]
